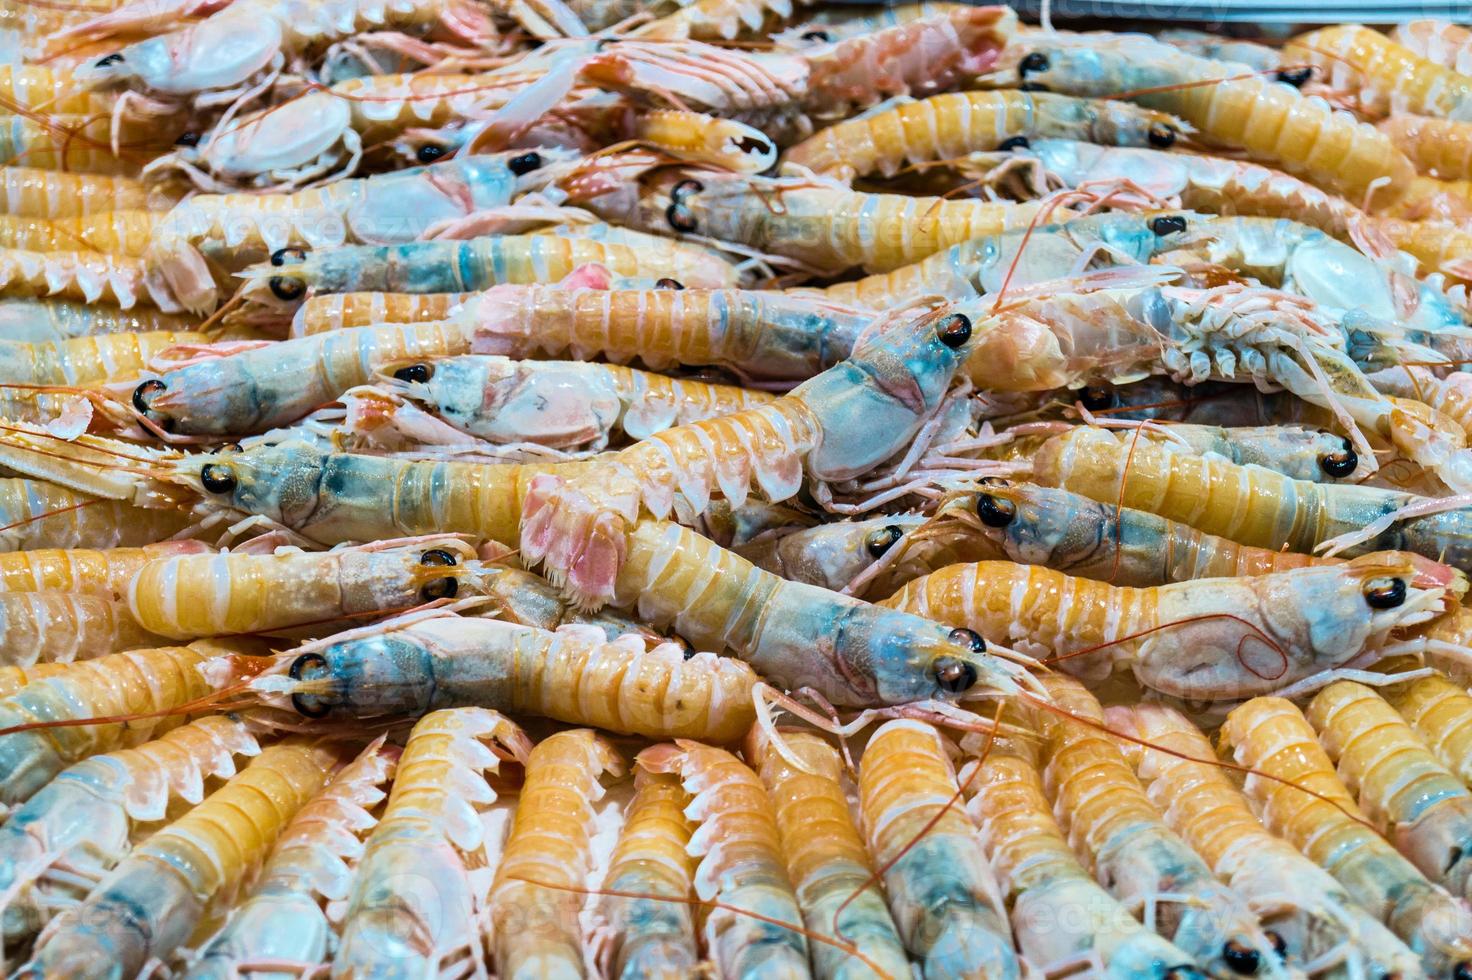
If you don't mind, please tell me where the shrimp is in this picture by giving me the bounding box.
[490,729,623,978]
[241,231,739,318]
[0,298,198,343]
[1394,20,1472,76]
[1032,675,1289,977]
[798,211,1189,310]
[595,766,699,980]
[125,538,478,639]
[856,719,1018,978]
[289,291,470,337]
[964,736,1207,979]
[0,167,178,220]
[16,740,343,980]
[0,115,154,178]
[1221,697,1472,975]
[257,616,760,743]
[0,640,251,809]
[184,739,396,980]
[518,301,982,603]
[379,354,775,451]
[0,478,193,552]
[333,708,531,979]
[0,540,204,598]
[917,482,1338,589]
[1010,33,1417,211]
[1028,426,1472,571]
[881,553,1442,702]
[1285,26,1472,122]
[638,739,811,979]
[780,90,1183,181]
[586,166,1059,275]
[1306,681,1472,900]
[1,330,201,386]
[1109,702,1424,979]
[986,140,1373,248]
[1379,665,1472,789]
[0,716,259,956]
[148,153,552,313]
[133,320,483,435]
[464,284,874,382]
[0,434,1030,709]
[631,0,810,41]
[1364,217,1472,286]
[749,727,911,980]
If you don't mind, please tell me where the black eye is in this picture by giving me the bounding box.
[421,577,458,601]
[132,378,165,414]
[934,654,979,693]
[1148,123,1177,148]
[936,312,971,349]
[865,524,903,558]
[199,463,236,495]
[270,246,306,267]
[1318,438,1357,478]
[1222,940,1260,975]
[666,202,698,233]
[1263,932,1286,961]
[1454,964,1472,980]
[655,278,683,290]
[1018,51,1049,75]
[287,652,331,718]
[174,131,199,147]
[420,548,457,567]
[800,29,831,41]
[1150,215,1188,236]
[976,493,1016,528]
[1364,577,1407,609]
[948,627,985,654]
[509,151,542,175]
[1324,441,1354,476]
[393,363,433,384]
[416,144,446,163]
[997,135,1030,151]
[269,276,305,301]
[95,52,124,67]
[1276,66,1313,87]
[1080,386,1114,410]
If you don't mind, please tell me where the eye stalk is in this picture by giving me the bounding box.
[199,463,237,495]
[1363,577,1407,610]
[936,312,972,349]
[1148,123,1177,148]
[508,151,542,175]
[1318,438,1357,478]
[933,655,979,694]
[1018,51,1049,75]
[1221,940,1260,975]
[865,524,904,558]
[269,276,305,301]
[976,493,1016,528]
[1149,215,1188,236]
[287,652,331,718]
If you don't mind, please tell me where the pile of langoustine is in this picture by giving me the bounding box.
[18,0,1472,975]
